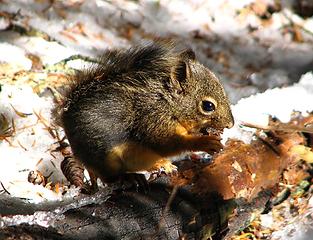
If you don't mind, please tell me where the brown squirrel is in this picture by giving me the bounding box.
[55,40,234,191]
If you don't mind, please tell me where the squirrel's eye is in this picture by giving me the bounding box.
[199,98,217,115]
[202,100,215,112]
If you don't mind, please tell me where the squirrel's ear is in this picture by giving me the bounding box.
[180,48,196,61]
[170,60,191,94]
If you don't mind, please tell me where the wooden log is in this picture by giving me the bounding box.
[0,180,271,240]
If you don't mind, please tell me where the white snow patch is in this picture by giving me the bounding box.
[260,212,274,228]
[0,84,70,203]
[66,59,94,70]
[0,189,109,228]
[0,43,32,70]
[223,72,313,143]
[271,218,313,240]
[13,37,78,65]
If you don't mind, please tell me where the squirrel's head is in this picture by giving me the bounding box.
[167,48,234,135]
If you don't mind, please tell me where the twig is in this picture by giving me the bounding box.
[53,54,100,66]
[10,104,32,118]
[281,11,313,36]
[164,186,179,213]
[17,139,28,151]
[33,110,57,139]
[46,87,64,105]
[0,181,10,195]
[158,186,179,230]
[241,122,313,134]
[255,134,280,155]
[271,187,291,206]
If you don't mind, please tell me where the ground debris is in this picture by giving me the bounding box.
[170,113,313,238]
[0,113,14,140]
[60,147,84,188]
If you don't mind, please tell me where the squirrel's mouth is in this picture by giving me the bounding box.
[199,127,222,139]
[178,120,223,139]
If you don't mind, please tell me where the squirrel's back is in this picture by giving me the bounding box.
[64,40,190,106]
[54,41,173,122]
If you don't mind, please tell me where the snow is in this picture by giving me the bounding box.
[223,72,313,143]
[263,196,313,240]
[0,43,32,70]
[0,84,68,203]
[0,210,59,228]
[1,0,313,102]
[0,189,108,228]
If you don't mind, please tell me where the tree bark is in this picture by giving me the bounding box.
[0,179,271,240]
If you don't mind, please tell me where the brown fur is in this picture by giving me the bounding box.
[54,40,234,187]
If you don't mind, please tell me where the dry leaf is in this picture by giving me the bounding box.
[289,145,313,163]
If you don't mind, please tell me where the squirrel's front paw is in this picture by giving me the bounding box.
[149,158,178,176]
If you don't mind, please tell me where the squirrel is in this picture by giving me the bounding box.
[55,40,234,191]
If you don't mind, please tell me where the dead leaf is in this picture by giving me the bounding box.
[289,145,313,163]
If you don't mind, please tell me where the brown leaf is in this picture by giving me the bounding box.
[292,25,304,43]
[250,0,268,16]
[289,145,313,163]
[26,53,43,71]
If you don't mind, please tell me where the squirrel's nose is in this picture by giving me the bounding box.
[226,114,234,129]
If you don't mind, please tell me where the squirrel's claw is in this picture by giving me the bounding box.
[149,158,178,176]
